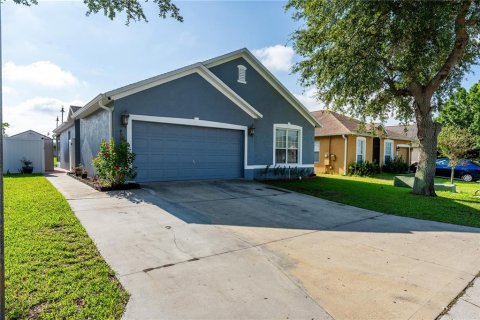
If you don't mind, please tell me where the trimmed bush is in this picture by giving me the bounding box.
[348,161,380,176]
[382,156,409,174]
[92,139,136,186]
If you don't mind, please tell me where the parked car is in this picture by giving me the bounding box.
[435,158,480,182]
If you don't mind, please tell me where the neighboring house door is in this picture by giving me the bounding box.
[132,121,244,182]
[372,137,380,164]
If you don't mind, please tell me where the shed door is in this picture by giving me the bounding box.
[132,121,244,182]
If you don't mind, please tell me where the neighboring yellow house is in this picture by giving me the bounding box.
[311,110,414,175]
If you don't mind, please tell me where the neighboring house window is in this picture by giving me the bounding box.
[384,139,394,163]
[314,140,320,162]
[356,137,366,163]
[237,65,247,84]
[274,124,302,164]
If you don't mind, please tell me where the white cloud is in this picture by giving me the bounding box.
[252,45,294,72]
[4,61,79,87]
[4,97,84,136]
[294,87,324,111]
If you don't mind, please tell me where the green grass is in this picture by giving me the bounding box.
[268,173,480,228]
[5,175,129,319]
[53,156,57,167]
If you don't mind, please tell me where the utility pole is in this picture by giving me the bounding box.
[60,106,65,123]
[56,116,59,128]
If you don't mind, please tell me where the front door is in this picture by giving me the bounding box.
[372,137,380,164]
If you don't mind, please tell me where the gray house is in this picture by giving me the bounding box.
[53,106,81,171]
[53,49,320,182]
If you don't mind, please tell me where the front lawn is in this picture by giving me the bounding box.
[268,173,480,228]
[5,175,129,319]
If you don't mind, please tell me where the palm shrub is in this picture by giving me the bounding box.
[382,157,409,174]
[348,161,380,176]
[92,139,136,186]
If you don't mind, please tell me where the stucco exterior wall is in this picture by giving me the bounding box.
[80,109,110,175]
[315,135,412,174]
[209,57,315,168]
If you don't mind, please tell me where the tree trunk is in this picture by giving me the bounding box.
[450,166,455,185]
[412,96,441,196]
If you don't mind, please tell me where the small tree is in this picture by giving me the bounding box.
[92,139,136,187]
[437,126,476,184]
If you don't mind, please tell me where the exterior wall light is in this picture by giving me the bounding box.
[121,114,129,127]
[248,124,255,136]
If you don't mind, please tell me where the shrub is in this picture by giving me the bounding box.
[92,139,136,186]
[382,156,409,174]
[348,161,380,176]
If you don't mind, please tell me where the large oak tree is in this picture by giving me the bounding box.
[287,0,480,196]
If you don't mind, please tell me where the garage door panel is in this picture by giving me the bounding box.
[132,121,244,182]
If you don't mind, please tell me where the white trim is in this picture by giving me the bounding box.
[397,143,410,148]
[245,164,314,169]
[355,136,366,163]
[127,115,250,170]
[383,139,394,163]
[203,48,321,127]
[342,134,348,175]
[273,123,303,165]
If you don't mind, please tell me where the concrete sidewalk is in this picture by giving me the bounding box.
[441,276,480,320]
[47,172,480,320]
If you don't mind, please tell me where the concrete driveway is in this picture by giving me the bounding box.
[47,173,480,320]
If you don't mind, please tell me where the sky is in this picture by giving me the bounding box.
[2,0,479,136]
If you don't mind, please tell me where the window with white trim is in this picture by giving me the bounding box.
[356,137,366,163]
[275,126,301,164]
[314,140,320,162]
[237,65,247,84]
[384,139,394,163]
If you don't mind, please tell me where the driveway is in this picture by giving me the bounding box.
[47,173,480,320]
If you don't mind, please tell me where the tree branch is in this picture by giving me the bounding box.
[385,78,410,97]
[427,0,472,95]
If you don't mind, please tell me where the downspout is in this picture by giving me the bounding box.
[99,95,114,141]
[342,134,348,175]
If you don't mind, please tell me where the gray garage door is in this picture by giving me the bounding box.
[132,121,244,182]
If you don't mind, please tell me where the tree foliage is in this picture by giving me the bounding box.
[437,126,476,183]
[10,0,183,25]
[438,80,480,148]
[287,0,480,120]
[287,0,480,196]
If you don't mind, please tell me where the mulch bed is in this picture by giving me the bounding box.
[67,172,140,192]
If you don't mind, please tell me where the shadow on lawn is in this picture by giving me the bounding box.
[108,178,480,234]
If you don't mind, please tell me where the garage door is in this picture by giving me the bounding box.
[132,121,244,182]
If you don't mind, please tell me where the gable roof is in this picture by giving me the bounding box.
[203,48,320,127]
[71,48,320,127]
[385,125,418,141]
[73,62,263,120]
[311,110,414,141]
[10,129,51,140]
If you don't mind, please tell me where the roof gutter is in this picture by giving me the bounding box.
[342,134,348,175]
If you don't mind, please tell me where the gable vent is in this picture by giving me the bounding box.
[237,65,247,84]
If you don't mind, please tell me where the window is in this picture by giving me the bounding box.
[314,141,320,162]
[274,125,301,164]
[356,137,366,163]
[436,159,449,166]
[237,65,247,84]
[384,139,394,163]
